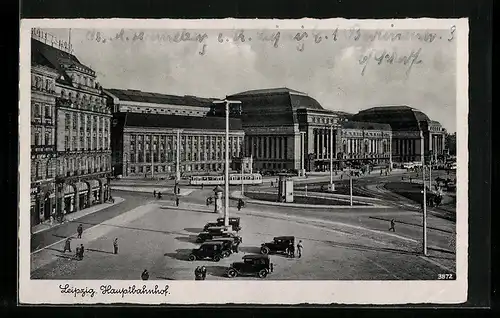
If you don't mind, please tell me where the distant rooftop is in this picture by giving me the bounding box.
[341,121,391,131]
[122,112,243,131]
[229,87,308,97]
[105,88,217,107]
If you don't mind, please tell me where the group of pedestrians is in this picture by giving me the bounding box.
[61,223,120,260]
[286,240,304,258]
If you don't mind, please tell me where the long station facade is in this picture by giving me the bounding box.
[31,36,112,228]
[105,89,245,178]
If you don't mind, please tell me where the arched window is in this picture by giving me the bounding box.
[35,162,40,178]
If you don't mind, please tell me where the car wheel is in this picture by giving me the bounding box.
[213,255,221,262]
[188,254,196,261]
[258,269,268,278]
[227,269,237,278]
[261,246,270,255]
[222,251,230,258]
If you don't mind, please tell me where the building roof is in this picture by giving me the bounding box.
[106,88,217,107]
[341,121,391,131]
[31,38,94,86]
[122,112,243,131]
[230,87,307,96]
[352,105,435,131]
[227,88,325,127]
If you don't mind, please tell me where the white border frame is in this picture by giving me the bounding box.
[19,18,469,305]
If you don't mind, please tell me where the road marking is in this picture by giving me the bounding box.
[418,256,455,274]
[365,257,402,280]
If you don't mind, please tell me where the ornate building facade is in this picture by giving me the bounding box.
[105,89,244,178]
[228,88,393,173]
[32,38,112,223]
[351,106,447,163]
[30,64,59,227]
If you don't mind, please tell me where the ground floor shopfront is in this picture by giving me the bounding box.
[30,175,110,229]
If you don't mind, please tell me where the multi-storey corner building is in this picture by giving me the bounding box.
[30,64,59,226]
[105,89,245,178]
[31,38,112,223]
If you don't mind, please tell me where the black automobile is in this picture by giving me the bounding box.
[260,236,295,255]
[196,230,239,243]
[207,237,240,257]
[203,222,219,231]
[216,217,242,232]
[188,241,225,262]
[226,254,274,279]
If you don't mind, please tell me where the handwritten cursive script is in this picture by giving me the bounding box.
[58,284,171,298]
[358,48,423,76]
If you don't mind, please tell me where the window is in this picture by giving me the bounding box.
[72,136,77,149]
[73,114,77,129]
[44,105,51,118]
[64,136,69,149]
[45,132,51,146]
[34,103,41,118]
[35,162,40,179]
[65,114,70,129]
[34,130,40,146]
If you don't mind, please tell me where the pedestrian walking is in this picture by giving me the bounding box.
[157,191,162,199]
[141,269,149,280]
[77,224,83,239]
[289,242,295,258]
[409,177,412,183]
[79,244,85,259]
[63,237,72,253]
[297,240,304,258]
[75,246,81,260]
[113,238,118,254]
[389,219,396,232]
[153,190,156,198]
[175,196,180,207]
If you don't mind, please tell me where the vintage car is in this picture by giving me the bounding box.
[203,222,219,231]
[207,237,240,257]
[226,254,274,279]
[188,241,225,262]
[216,217,242,232]
[260,236,295,255]
[196,230,241,243]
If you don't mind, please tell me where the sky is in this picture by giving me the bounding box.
[39,28,457,132]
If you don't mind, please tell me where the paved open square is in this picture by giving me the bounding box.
[31,196,455,280]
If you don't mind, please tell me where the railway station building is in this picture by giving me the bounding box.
[227,88,393,174]
[351,106,447,163]
[105,89,245,178]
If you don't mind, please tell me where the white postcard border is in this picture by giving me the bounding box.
[19,18,469,305]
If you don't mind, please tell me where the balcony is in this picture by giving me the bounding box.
[56,98,73,108]
[31,145,56,153]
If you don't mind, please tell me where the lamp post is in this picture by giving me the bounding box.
[422,158,428,256]
[213,99,241,227]
[300,131,306,177]
[329,125,334,191]
[175,129,182,183]
[240,157,244,195]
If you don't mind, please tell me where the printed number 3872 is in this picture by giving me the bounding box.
[438,273,455,280]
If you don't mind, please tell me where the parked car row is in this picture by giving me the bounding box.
[187,217,277,279]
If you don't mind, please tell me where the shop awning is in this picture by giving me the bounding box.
[64,184,75,195]
[88,179,100,189]
[75,182,88,193]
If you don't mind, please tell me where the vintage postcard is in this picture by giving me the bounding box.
[19,18,468,305]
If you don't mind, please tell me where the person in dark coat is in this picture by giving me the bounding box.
[75,246,81,260]
[157,191,162,199]
[79,244,85,259]
[77,224,83,239]
[113,238,118,254]
[63,237,72,253]
[153,190,156,198]
[297,240,304,258]
[141,269,149,280]
[175,196,180,207]
[389,219,396,232]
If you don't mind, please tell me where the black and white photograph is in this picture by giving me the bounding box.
[19,18,469,305]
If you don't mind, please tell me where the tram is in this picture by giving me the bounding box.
[190,173,263,186]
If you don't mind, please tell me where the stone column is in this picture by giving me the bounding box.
[315,130,319,159]
[281,137,285,160]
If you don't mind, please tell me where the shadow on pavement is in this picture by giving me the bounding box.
[184,228,203,234]
[175,235,199,244]
[164,248,193,261]
[46,247,65,253]
[368,216,454,234]
[156,276,175,280]
[238,246,261,254]
[52,233,70,239]
[161,206,214,214]
[327,240,420,256]
[76,221,184,236]
[87,248,115,255]
[205,265,228,278]
[54,254,77,261]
